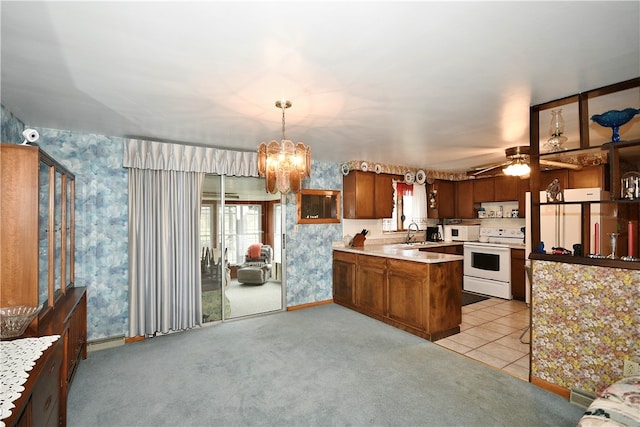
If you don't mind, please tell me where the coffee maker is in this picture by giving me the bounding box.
[426,226,443,242]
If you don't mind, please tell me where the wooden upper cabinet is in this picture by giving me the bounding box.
[374,173,395,218]
[473,178,494,203]
[493,175,519,201]
[343,171,396,219]
[539,169,569,193]
[569,165,608,190]
[429,180,455,219]
[455,180,475,218]
[343,171,375,218]
[538,167,607,193]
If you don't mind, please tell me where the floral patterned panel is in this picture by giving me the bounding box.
[532,260,640,394]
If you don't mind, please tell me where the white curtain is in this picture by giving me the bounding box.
[411,183,428,229]
[124,139,258,337]
[128,169,204,336]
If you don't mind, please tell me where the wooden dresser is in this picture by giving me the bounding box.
[3,288,87,427]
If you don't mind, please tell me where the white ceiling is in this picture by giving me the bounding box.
[1,1,639,173]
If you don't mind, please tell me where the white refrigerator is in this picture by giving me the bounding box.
[524,188,616,303]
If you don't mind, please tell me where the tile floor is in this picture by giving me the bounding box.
[436,296,531,381]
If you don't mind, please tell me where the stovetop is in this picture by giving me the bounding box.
[479,227,525,245]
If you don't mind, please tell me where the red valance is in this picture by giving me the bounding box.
[396,182,413,196]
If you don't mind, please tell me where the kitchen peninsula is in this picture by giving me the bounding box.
[333,243,463,341]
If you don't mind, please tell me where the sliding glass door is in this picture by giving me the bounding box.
[200,175,283,323]
[219,204,262,266]
[200,174,228,323]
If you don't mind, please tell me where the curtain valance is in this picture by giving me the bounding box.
[123,138,258,176]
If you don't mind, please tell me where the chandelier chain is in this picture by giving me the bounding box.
[281,104,286,141]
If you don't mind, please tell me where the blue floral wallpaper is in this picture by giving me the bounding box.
[284,161,343,306]
[1,104,342,341]
[1,105,24,143]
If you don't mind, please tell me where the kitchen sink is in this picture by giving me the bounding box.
[394,241,441,249]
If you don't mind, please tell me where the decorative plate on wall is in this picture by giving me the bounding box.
[360,161,369,172]
[404,170,415,184]
[374,163,383,174]
[415,169,426,184]
[341,163,350,175]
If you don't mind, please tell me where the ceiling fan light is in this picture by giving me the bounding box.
[503,161,530,176]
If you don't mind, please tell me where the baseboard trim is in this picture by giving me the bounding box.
[531,375,571,399]
[88,336,125,352]
[287,299,333,311]
[125,335,145,344]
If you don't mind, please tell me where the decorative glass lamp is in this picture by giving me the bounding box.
[544,109,568,152]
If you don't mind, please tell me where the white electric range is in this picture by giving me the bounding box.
[463,227,525,299]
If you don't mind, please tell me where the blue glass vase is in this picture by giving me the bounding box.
[591,108,640,142]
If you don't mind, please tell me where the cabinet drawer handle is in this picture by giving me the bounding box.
[44,395,52,410]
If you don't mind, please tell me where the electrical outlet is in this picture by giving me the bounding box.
[623,360,640,376]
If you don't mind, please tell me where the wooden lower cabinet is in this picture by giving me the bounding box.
[66,291,87,386]
[355,255,387,316]
[510,249,526,301]
[5,288,86,427]
[333,251,356,305]
[387,261,425,330]
[333,250,462,341]
[10,339,63,427]
[31,339,63,427]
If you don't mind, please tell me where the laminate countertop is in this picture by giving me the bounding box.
[333,242,463,264]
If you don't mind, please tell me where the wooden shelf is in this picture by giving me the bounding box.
[528,79,640,260]
[530,252,640,270]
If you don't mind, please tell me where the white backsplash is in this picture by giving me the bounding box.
[342,218,428,245]
[480,201,519,219]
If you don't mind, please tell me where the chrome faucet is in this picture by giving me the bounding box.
[405,222,419,244]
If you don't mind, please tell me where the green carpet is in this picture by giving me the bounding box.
[68,304,584,426]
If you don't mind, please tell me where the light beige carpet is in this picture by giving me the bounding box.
[225,279,282,318]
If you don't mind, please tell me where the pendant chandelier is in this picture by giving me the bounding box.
[257,99,311,194]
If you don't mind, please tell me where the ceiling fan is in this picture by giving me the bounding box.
[469,146,582,177]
